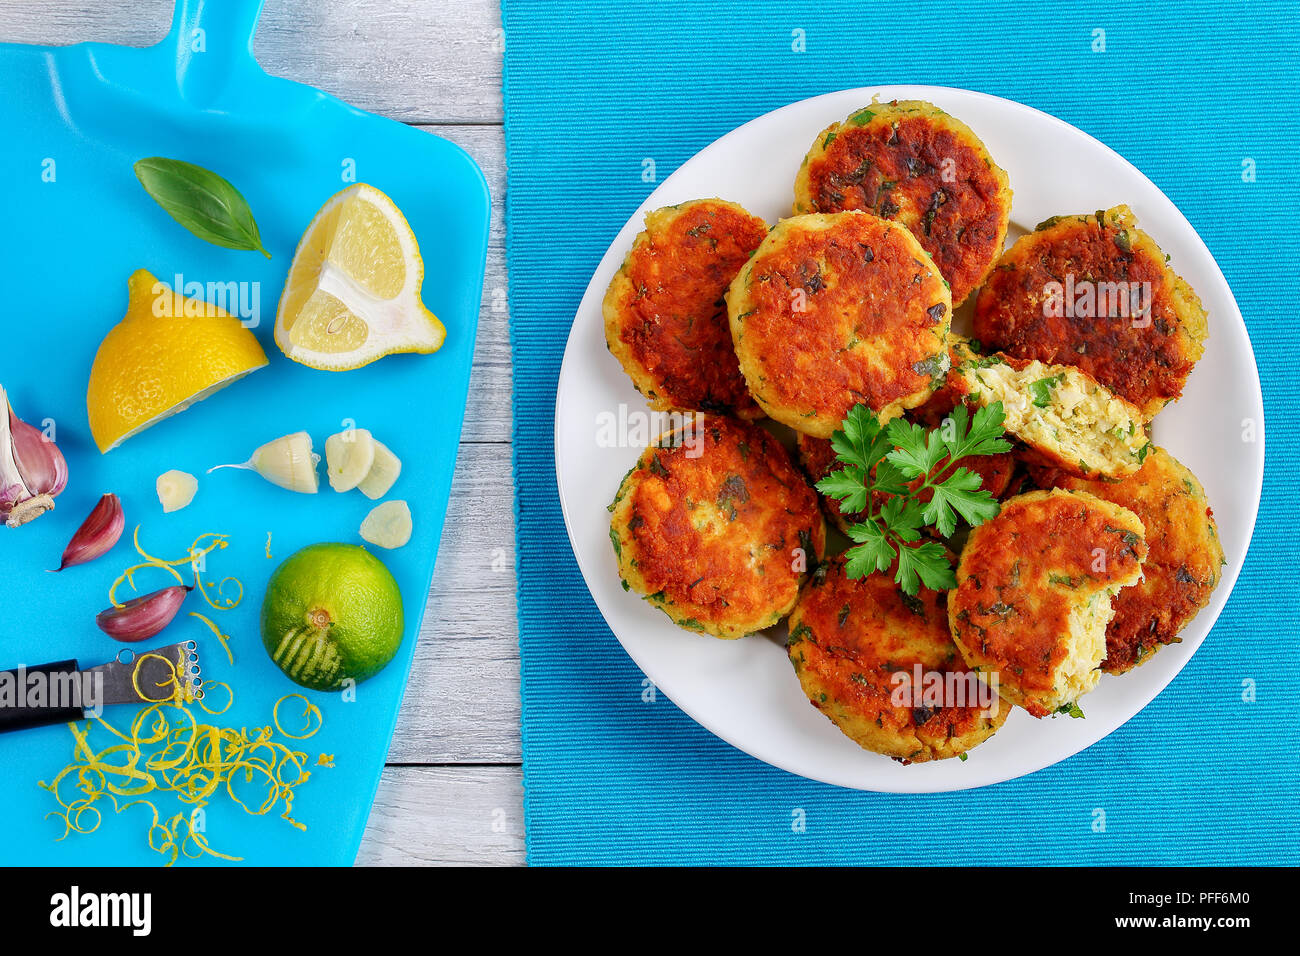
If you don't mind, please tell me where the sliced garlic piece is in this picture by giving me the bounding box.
[156,470,198,512]
[360,499,412,549]
[326,428,375,492]
[357,439,402,500]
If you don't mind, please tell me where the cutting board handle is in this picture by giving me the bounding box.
[166,0,267,97]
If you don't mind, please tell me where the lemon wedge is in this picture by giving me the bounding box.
[87,270,269,453]
[274,183,445,370]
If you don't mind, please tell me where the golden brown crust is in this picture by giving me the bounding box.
[793,100,1012,306]
[609,416,825,639]
[1027,447,1224,673]
[787,557,1007,762]
[973,205,1208,419]
[949,489,1148,717]
[604,199,768,417]
[728,211,950,438]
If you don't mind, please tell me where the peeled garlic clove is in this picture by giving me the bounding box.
[208,431,319,493]
[360,499,412,549]
[252,432,320,493]
[357,439,402,500]
[96,585,191,643]
[325,428,375,492]
[157,470,198,512]
[1,383,69,528]
[52,493,124,571]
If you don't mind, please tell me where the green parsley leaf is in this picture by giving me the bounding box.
[830,403,891,473]
[822,402,1010,592]
[895,540,956,595]
[1029,374,1064,408]
[844,519,896,577]
[944,402,1013,460]
[884,417,947,478]
[816,467,870,514]
[871,458,910,497]
[921,467,988,537]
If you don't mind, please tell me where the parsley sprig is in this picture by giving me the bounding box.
[816,402,1013,595]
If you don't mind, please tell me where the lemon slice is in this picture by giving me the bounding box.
[274,183,446,370]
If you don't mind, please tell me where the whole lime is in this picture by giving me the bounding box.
[260,542,404,691]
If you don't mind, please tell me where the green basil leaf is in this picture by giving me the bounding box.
[133,157,270,258]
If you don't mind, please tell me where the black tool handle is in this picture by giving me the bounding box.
[0,660,85,733]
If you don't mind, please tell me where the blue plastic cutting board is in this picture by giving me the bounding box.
[0,0,489,865]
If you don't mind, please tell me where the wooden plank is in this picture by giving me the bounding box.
[389,442,521,763]
[356,765,525,866]
[430,126,512,446]
[0,0,175,48]
[430,126,505,255]
[0,0,503,124]
[462,256,513,446]
[254,0,503,123]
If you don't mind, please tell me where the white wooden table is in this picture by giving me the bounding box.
[3,0,523,865]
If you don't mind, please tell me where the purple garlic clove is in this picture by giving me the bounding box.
[51,493,124,571]
[96,585,192,643]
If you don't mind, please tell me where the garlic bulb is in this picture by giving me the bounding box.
[1,384,69,528]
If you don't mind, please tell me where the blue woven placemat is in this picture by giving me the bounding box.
[503,0,1299,865]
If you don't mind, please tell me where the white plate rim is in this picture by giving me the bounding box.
[553,84,1265,793]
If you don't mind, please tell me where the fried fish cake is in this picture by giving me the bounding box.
[796,431,1014,535]
[949,489,1148,717]
[793,100,1012,306]
[1028,447,1224,673]
[787,557,1007,763]
[727,211,950,438]
[973,205,1208,418]
[604,199,769,417]
[609,416,825,640]
[956,352,1149,479]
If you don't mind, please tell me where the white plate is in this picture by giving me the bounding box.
[554,85,1264,792]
